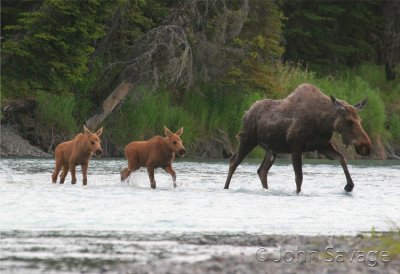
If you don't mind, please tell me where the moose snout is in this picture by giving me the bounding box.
[94,149,103,157]
[355,143,371,156]
[178,149,186,157]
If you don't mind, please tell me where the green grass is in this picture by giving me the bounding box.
[36,92,77,135]
[104,86,264,156]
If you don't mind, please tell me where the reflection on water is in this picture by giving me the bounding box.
[1,158,399,271]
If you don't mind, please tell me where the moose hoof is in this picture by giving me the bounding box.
[344,184,354,192]
[151,184,156,189]
[173,183,177,188]
[71,181,76,185]
[296,189,301,194]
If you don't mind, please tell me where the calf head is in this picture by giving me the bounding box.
[83,126,104,157]
[164,126,185,157]
[330,96,371,156]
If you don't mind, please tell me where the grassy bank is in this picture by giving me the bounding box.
[29,64,400,157]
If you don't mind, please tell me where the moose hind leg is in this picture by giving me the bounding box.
[59,165,69,184]
[224,139,256,189]
[257,150,276,189]
[121,152,138,182]
[52,160,62,183]
[320,143,354,192]
[121,168,133,182]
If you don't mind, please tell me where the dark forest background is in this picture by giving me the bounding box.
[1,0,399,158]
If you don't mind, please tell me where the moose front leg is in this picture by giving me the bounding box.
[82,163,88,185]
[163,164,177,188]
[146,165,156,189]
[320,143,354,192]
[291,150,303,194]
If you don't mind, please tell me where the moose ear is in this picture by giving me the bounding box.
[330,95,345,111]
[175,127,184,137]
[95,127,103,137]
[164,126,173,137]
[83,125,93,136]
[354,99,368,111]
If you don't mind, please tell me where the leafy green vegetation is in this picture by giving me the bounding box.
[2,0,116,97]
[1,1,399,156]
[104,87,263,154]
[36,92,77,135]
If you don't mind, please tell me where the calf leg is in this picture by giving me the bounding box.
[121,151,138,182]
[82,163,88,185]
[146,165,156,189]
[70,164,77,184]
[59,165,69,184]
[52,160,62,183]
[224,139,256,189]
[291,150,303,194]
[320,143,354,192]
[257,150,276,189]
[163,164,177,188]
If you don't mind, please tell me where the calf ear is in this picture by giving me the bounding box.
[175,127,184,136]
[330,95,345,111]
[354,99,368,111]
[164,126,173,137]
[83,125,93,136]
[95,127,103,137]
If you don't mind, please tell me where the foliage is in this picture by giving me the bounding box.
[36,92,77,135]
[1,1,399,156]
[2,0,116,96]
[105,86,263,155]
[282,0,382,73]
[223,0,284,95]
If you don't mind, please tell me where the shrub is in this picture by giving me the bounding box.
[36,92,77,135]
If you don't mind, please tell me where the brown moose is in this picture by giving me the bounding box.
[121,126,185,189]
[52,126,103,185]
[224,83,372,193]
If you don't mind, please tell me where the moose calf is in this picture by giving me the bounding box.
[52,126,103,185]
[121,126,185,188]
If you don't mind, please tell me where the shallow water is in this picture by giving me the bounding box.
[1,158,399,271]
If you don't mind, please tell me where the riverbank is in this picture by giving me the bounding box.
[1,232,399,273]
[0,125,49,157]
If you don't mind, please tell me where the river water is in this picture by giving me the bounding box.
[1,158,399,271]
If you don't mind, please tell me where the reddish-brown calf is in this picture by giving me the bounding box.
[52,126,103,185]
[121,126,185,188]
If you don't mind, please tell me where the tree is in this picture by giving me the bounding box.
[382,0,400,80]
[282,0,382,73]
[1,0,116,96]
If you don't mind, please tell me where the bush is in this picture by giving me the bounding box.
[36,92,77,135]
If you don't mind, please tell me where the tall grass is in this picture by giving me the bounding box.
[105,86,263,155]
[36,92,77,134]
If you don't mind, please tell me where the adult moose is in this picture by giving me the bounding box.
[52,126,103,185]
[121,126,185,189]
[224,83,371,193]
